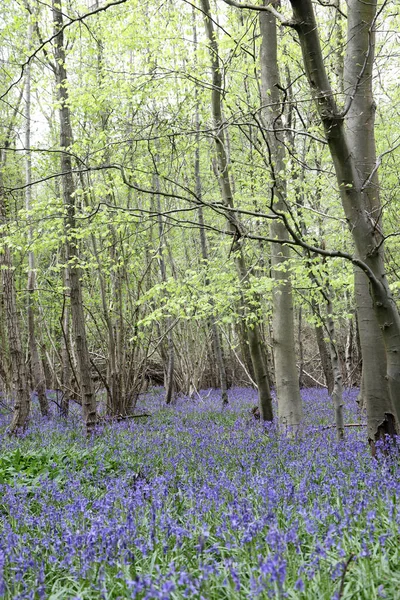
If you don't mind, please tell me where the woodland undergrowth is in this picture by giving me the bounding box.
[0,388,398,600]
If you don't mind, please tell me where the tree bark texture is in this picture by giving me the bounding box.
[343,0,393,440]
[288,0,400,437]
[52,0,96,433]
[259,6,303,430]
[25,32,49,418]
[193,39,229,405]
[0,93,30,433]
[313,301,335,396]
[201,0,273,421]
[326,297,344,440]
[155,172,175,405]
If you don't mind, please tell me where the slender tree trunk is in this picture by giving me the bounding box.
[60,283,70,418]
[154,174,175,405]
[25,26,49,418]
[298,307,304,389]
[344,312,354,386]
[288,0,399,440]
[91,231,121,414]
[259,6,303,429]
[200,0,273,421]
[192,16,229,405]
[313,302,335,396]
[326,296,344,440]
[52,0,96,433]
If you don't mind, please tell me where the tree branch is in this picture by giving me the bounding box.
[221,0,296,26]
[0,0,129,102]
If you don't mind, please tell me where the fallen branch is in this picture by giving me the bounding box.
[299,368,326,388]
[321,423,366,430]
[98,413,151,423]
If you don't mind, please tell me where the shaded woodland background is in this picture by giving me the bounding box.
[0,0,399,443]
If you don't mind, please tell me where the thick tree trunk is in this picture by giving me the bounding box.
[288,0,400,438]
[201,0,273,421]
[259,7,303,430]
[343,0,393,440]
[52,0,96,433]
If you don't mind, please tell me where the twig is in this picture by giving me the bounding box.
[338,554,355,599]
[0,0,130,101]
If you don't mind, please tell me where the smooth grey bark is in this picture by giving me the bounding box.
[298,307,305,389]
[25,30,49,418]
[201,0,273,421]
[259,6,303,430]
[343,0,393,440]
[52,0,96,433]
[344,311,354,386]
[288,0,399,439]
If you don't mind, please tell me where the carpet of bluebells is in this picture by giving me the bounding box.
[0,387,399,599]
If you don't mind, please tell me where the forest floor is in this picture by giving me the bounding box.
[0,387,399,599]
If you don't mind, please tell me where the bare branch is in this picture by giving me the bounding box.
[221,0,296,26]
[361,137,400,192]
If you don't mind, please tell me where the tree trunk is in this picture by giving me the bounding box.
[313,303,335,396]
[200,0,273,421]
[343,0,393,440]
[154,172,175,405]
[1,246,31,433]
[60,286,70,418]
[344,311,354,386]
[326,296,344,440]
[0,88,30,434]
[288,0,400,440]
[52,0,96,433]
[192,17,229,405]
[25,29,49,418]
[259,6,303,430]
